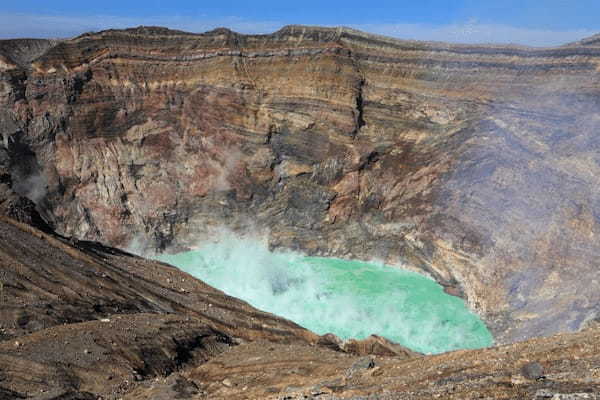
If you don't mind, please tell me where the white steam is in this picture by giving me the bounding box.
[13,171,47,205]
[155,232,492,354]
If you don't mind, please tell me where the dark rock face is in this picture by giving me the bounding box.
[1,26,600,344]
[0,148,51,231]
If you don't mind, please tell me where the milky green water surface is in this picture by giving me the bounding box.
[156,237,492,354]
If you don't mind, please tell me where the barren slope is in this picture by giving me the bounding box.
[0,213,597,399]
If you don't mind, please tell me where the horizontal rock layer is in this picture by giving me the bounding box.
[2,26,600,343]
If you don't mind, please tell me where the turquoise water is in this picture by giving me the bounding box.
[156,236,492,354]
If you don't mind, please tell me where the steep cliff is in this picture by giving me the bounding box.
[2,26,600,344]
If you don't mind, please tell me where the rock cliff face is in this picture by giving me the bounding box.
[2,26,600,344]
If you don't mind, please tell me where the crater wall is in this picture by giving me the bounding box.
[2,26,600,343]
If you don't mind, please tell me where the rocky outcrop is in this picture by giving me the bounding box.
[2,26,600,344]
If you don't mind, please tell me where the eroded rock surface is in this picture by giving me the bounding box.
[0,215,316,398]
[173,328,600,399]
[0,216,598,399]
[2,26,600,344]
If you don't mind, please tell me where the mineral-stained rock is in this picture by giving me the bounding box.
[0,199,599,399]
[2,25,600,344]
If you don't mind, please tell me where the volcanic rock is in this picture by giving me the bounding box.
[522,361,545,380]
[0,203,598,398]
[2,24,600,346]
[350,356,375,370]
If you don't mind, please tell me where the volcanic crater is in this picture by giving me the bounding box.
[1,25,600,399]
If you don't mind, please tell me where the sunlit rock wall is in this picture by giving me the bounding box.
[2,26,600,343]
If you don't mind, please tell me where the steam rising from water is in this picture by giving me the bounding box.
[156,235,492,354]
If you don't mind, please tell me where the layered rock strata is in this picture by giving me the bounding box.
[2,26,600,343]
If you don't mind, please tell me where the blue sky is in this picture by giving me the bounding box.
[1,0,599,46]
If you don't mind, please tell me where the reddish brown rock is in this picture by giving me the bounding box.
[2,26,600,345]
